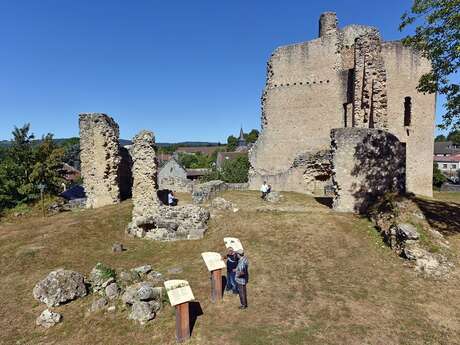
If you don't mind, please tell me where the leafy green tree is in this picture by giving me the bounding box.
[227,135,238,152]
[220,156,250,183]
[0,125,65,211]
[433,162,447,187]
[435,134,447,142]
[244,129,259,144]
[400,0,460,129]
[447,129,460,144]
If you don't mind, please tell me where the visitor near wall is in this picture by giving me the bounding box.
[235,249,249,309]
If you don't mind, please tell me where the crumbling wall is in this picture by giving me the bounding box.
[352,31,388,129]
[331,128,405,213]
[159,177,194,193]
[79,113,121,208]
[130,131,161,220]
[127,131,209,241]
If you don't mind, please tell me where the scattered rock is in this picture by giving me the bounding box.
[395,223,419,241]
[265,192,282,203]
[89,263,116,293]
[122,282,155,305]
[33,269,87,307]
[128,301,158,324]
[112,243,124,253]
[137,285,155,301]
[89,297,108,313]
[167,267,183,275]
[105,282,119,300]
[211,197,233,211]
[36,309,62,328]
[119,270,140,285]
[107,305,116,313]
[133,265,152,275]
[145,271,164,285]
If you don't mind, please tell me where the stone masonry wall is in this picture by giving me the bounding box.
[127,131,209,241]
[249,12,434,198]
[352,31,388,129]
[130,131,161,220]
[79,113,121,208]
[331,128,406,213]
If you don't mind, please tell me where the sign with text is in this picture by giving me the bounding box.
[223,237,244,252]
[164,280,195,307]
[201,252,226,272]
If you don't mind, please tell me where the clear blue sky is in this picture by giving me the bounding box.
[0,0,449,142]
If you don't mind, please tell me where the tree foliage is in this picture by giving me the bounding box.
[244,129,259,144]
[201,156,249,183]
[433,162,447,187]
[0,124,65,211]
[435,134,447,142]
[177,152,215,169]
[227,135,238,152]
[400,0,460,129]
[446,129,460,144]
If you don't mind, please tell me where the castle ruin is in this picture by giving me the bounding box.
[79,113,122,208]
[249,12,435,211]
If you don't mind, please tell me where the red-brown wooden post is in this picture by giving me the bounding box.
[210,269,223,303]
[175,302,190,343]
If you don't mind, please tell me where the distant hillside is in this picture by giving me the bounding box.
[0,138,223,148]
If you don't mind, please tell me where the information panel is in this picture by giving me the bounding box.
[164,280,195,307]
[201,252,226,271]
[223,237,244,252]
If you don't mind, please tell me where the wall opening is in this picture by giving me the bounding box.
[404,96,412,127]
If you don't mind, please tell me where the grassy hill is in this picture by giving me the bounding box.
[0,191,459,345]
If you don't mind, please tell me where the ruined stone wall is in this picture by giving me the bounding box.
[249,12,435,199]
[130,131,160,220]
[331,128,406,213]
[127,130,209,241]
[352,32,388,129]
[382,42,435,197]
[79,113,121,208]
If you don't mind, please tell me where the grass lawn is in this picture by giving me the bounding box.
[0,191,459,345]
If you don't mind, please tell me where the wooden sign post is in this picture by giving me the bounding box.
[201,252,226,303]
[164,280,195,343]
[175,302,190,343]
[210,268,223,303]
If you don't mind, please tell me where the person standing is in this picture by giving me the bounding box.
[235,249,249,309]
[260,181,269,200]
[224,247,239,294]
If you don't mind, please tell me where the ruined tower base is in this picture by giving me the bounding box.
[127,130,210,241]
[331,128,406,213]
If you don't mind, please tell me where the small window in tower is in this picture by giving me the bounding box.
[404,96,412,126]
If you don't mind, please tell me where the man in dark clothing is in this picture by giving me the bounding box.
[235,249,249,309]
[224,247,239,294]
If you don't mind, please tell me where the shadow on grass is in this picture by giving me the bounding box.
[412,197,460,237]
[314,197,333,208]
[189,301,203,336]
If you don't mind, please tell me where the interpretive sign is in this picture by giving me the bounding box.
[223,237,243,252]
[164,280,195,307]
[201,252,226,272]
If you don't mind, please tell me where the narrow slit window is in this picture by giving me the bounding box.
[404,96,412,126]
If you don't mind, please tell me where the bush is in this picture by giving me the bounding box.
[201,156,250,183]
[433,162,447,188]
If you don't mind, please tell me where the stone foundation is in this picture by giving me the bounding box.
[331,128,405,213]
[79,113,121,208]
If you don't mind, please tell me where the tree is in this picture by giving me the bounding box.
[399,0,460,129]
[0,124,65,211]
[227,135,238,152]
[435,134,447,142]
[447,129,460,144]
[220,156,250,183]
[245,129,259,144]
[433,162,447,187]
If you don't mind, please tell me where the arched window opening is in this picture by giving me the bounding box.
[404,96,412,127]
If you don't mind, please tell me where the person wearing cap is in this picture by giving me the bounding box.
[235,249,249,309]
[225,247,239,294]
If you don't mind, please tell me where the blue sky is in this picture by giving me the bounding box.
[0,0,450,142]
